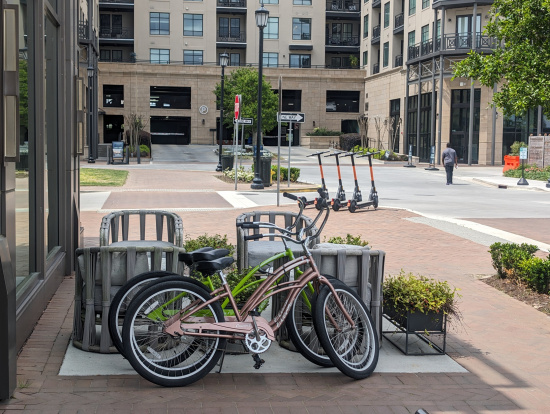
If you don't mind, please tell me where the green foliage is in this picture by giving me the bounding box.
[503,164,550,181]
[271,165,300,182]
[324,234,369,246]
[223,166,255,182]
[208,267,267,309]
[352,145,408,161]
[517,256,550,294]
[80,168,128,186]
[489,242,538,278]
[383,271,461,318]
[183,233,235,257]
[339,134,362,151]
[452,0,550,116]
[306,127,342,136]
[509,141,528,156]
[19,59,28,129]
[213,67,278,138]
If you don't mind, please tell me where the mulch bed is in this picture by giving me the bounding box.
[482,275,550,315]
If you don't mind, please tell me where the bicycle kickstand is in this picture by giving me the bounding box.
[252,353,265,369]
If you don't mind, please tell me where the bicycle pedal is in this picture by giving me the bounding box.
[252,353,265,369]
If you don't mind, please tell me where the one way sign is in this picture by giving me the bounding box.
[278,112,306,123]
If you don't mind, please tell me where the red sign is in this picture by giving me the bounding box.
[234,95,240,120]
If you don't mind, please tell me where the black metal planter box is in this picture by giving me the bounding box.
[382,306,447,355]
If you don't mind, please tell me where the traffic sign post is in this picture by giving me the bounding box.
[235,117,253,125]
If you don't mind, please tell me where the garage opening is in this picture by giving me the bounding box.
[150,116,191,145]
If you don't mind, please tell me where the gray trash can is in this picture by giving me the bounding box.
[221,154,234,171]
[259,156,272,186]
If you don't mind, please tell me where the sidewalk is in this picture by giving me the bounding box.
[3,159,550,413]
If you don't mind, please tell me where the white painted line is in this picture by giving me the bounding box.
[218,191,258,209]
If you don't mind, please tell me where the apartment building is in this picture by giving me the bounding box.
[97,0,549,164]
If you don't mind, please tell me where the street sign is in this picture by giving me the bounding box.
[278,112,305,123]
[519,147,528,160]
[236,117,253,125]
[234,95,241,120]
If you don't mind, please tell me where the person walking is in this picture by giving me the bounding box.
[442,143,458,185]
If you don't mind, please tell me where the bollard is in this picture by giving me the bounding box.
[424,145,439,171]
[403,144,416,168]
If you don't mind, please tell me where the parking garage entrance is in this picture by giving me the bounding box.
[150,116,191,145]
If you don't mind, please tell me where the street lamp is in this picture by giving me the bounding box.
[216,52,230,172]
[87,65,95,163]
[251,4,269,189]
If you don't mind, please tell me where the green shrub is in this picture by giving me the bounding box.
[509,140,527,156]
[271,165,300,182]
[489,242,538,278]
[383,270,461,319]
[352,145,408,161]
[324,234,368,246]
[339,134,361,151]
[306,127,342,136]
[207,266,267,310]
[517,256,550,294]
[223,166,255,182]
[503,164,550,181]
[183,233,235,257]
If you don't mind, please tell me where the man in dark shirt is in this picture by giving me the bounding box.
[442,143,458,185]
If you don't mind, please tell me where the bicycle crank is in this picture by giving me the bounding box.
[245,328,271,354]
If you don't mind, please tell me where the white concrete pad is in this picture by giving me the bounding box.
[218,191,258,208]
[81,191,111,212]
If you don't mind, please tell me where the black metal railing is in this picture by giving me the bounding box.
[217,0,247,7]
[99,0,134,4]
[394,13,404,31]
[99,26,134,39]
[372,25,380,43]
[407,33,497,60]
[394,54,403,67]
[217,30,246,43]
[78,22,88,40]
[373,63,380,74]
[326,35,359,46]
[326,1,360,11]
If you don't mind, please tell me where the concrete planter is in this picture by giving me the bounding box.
[301,135,339,149]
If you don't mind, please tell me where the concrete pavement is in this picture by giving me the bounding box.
[2,145,550,413]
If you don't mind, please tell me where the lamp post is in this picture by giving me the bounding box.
[87,65,95,163]
[251,4,269,189]
[216,52,230,172]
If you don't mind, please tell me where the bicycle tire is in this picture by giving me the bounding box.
[108,271,210,356]
[122,280,226,387]
[313,283,379,379]
[285,276,345,367]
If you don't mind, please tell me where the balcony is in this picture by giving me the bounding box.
[394,13,404,34]
[371,25,380,44]
[216,31,247,49]
[78,21,98,47]
[326,35,359,46]
[326,1,361,20]
[407,33,498,62]
[373,63,380,74]
[99,26,134,39]
[394,54,403,68]
[99,0,134,11]
[217,0,247,14]
[372,0,381,7]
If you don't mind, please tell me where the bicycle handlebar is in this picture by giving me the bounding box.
[244,234,264,241]
[282,192,298,201]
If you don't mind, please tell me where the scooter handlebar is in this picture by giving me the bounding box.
[325,151,345,157]
[307,150,330,157]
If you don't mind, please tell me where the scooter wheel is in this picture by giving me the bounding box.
[373,195,379,209]
[332,199,341,212]
[348,200,357,213]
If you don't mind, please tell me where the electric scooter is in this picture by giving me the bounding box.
[346,151,380,213]
[299,150,331,210]
[325,151,348,211]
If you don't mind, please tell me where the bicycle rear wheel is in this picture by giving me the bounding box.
[122,280,226,387]
[285,276,345,367]
[313,283,379,379]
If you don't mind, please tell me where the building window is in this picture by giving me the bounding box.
[112,50,123,62]
[436,19,441,39]
[104,85,124,107]
[100,50,111,61]
[363,50,368,66]
[422,0,429,9]
[219,17,241,39]
[408,30,415,47]
[383,42,389,67]
[150,12,170,35]
[389,98,401,152]
[230,53,241,66]
[184,14,203,36]
[150,48,170,64]
[293,0,312,4]
[421,24,429,43]
[265,17,279,39]
[290,54,311,68]
[363,15,369,38]
[150,86,191,109]
[184,50,203,65]
[281,90,302,111]
[263,52,278,67]
[326,91,360,113]
[263,0,279,3]
[383,3,390,28]
[409,0,416,15]
[292,18,311,40]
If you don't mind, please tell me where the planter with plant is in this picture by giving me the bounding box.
[382,271,462,355]
[503,141,527,172]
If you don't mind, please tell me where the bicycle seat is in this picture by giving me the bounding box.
[179,247,230,266]
[194,256,234,276]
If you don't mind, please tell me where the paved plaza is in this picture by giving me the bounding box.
[1,145,550,413]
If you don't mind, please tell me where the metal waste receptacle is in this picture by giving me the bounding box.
[259,155,272,186]
[221,153,234,171]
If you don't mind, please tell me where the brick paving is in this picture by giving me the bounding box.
[2,166,550,413]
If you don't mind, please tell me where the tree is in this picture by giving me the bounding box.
[213,67,278,141]
[19,59,28,131]
[124,113,149,156]
[452,0,550,116]
[357,115,369,148]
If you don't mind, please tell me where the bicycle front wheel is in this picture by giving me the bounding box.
[122,280,226,387]
[313,284,379,379]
